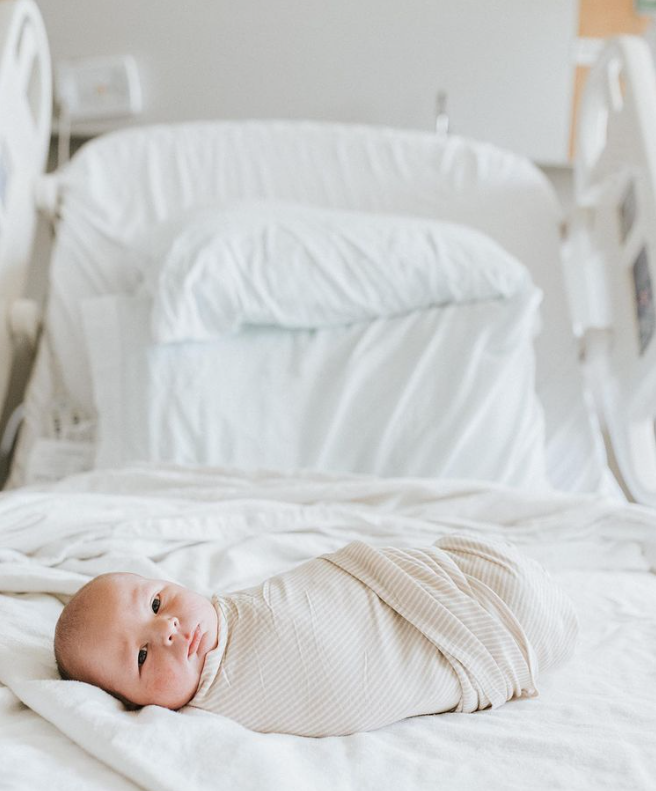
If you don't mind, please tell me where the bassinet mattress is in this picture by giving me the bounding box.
[10,121,616,494]
[0,465,653,790]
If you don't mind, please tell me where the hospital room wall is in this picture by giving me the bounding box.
[36,0,578,166]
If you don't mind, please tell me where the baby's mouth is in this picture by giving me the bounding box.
[187,625,202,658]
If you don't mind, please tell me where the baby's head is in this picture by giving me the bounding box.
[54,572,218,710]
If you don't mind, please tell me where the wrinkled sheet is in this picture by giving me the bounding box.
[81,286,550,491]
[0,464,655,791]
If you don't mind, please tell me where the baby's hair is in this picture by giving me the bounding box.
[54,573,140,709]
[54,576,102,681]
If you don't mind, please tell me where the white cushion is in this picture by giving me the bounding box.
[138,203,531,343]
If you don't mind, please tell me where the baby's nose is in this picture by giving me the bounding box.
[159,615,179,644]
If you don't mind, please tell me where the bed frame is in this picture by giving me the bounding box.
[2,0,656,504]
[565,35,656,506]
[0,0,50,478]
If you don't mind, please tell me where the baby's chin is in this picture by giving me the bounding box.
[158,693,195,711]
[149,670,204,710]
[136,688,194,711]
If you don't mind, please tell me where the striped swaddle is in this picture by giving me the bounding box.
[190,536,578,736]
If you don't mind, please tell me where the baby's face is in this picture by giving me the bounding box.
[74,573,218,709]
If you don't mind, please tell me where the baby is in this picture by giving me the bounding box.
[54,572,218,710]
[55,536,578,737]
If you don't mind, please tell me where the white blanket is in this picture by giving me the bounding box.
[0,465,655,791]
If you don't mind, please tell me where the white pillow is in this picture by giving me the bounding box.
[81,289,550,490]
[136,203,531,343]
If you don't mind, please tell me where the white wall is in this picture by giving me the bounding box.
[36,0,578,165]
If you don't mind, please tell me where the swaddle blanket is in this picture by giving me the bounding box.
[191,535,578,736]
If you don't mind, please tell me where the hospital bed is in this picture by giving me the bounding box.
[0,1,655,789]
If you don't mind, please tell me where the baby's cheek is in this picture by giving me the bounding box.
[153,664,186,695]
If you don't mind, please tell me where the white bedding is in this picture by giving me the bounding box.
[79,208,550,488]
[0,465,654,790]
[9,122,617,495]
[138,203,531,341]
[82,291,549,486]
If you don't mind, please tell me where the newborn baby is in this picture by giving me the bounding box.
[54,572,218,710]
[54,535,578,737]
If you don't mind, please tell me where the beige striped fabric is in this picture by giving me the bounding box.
[189,536,578,737]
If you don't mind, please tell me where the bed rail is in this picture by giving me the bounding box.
[567,35,656,505]
[0,0,51,482]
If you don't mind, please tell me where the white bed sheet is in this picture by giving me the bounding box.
[9,121,616,494]
[0,465,654,790]
[80,289,549,488]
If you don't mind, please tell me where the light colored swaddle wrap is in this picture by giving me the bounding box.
[190,536,578,736]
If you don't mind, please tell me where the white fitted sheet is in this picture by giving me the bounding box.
[10,121,617,493]
[81,290,549,487]
[0,466,653,790]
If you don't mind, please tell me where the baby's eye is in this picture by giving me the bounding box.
[138,648,148,667]
[152,596,161,614]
